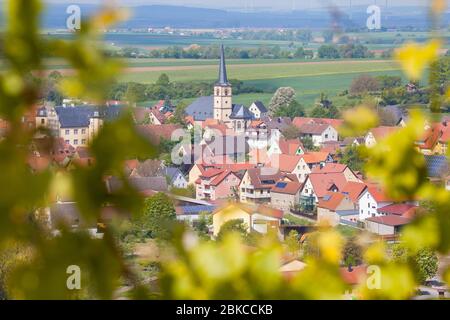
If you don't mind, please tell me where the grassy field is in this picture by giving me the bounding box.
[118,59,401,83]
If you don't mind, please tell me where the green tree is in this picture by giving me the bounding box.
[310,95,340,119]
[141,193,176,240]
[300,136,317,152]
[350,74,381,96]
[318,45,340,59]
[342,237,363,267]
[285,231,300,257]
[216,219,248,241]
[194,211,212,240]
[274,100,305,118]
[391,245,439,284]
[282,124,301,140]
[337,145,365,173]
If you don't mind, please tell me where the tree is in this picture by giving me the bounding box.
[285,231,300,257]
[342,238,363,267]
[318,45,340,59]
[350,75,380,96]
[168,101,188,125]
[274,100,305,118]
[268,87,296,116]
[282,124,301,140]
[141,193,176,240]
[337,145,365,172]
[310,95,340,119]
[216,219,248,241]
[194,211,212,240]
[300,136,317,152]
[391,245,439,284]
[376,75,402,89]
[322,30,334,43]
[156,73,170,87]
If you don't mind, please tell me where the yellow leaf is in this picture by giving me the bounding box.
[317,230,343,265]
[339,106,379,138]
[395,40,441,80]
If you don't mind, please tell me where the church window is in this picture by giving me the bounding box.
[225,89,229,96]
[237,122,241,130]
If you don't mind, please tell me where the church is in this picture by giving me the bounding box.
[185,45,267,133]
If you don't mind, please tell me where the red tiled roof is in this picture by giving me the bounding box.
[301,152,329,164]
[125,159,140,171]
[292,117,343,131]
[268,154,302,172]
[278,138,303,155]
[298,123,331,135]
[136,124,182,144]
[317,192,347,210]
[369,126,398,140]
[246,168,282,189]
[366,215,411,226]
[311,163,348,174]
[417,123,441,150]
[377,203,418,218]
[271,181,303,195]
[342,182,367,202]
[365,184,393,202]
[308,172,349,198]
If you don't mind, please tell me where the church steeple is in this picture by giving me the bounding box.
[217,45,229,86]
[213,44,232,123]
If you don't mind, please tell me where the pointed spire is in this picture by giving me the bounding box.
[217,44,229,86]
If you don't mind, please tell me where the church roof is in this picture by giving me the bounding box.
[216,44,230,86]
[230,104,254,120]
[185,96,214,121]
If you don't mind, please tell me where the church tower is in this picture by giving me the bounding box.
[214,45,232,123]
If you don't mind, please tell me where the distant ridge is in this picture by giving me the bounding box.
[1,4,448,29]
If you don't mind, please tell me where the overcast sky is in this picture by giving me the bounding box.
[42,0,444,11]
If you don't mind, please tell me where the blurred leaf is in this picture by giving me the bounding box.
[395,40,441,80]
[339,106,379,138]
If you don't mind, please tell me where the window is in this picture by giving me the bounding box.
[82,129,86,134]
[325,134,329,138]
[225,89,229,96]
[368,203,370,208]
[74,140,78,145]
[74,129,78,135]
[41,119,45,125]
[65,129,70,135]
[82,139,86,145]
[65,140,70,144]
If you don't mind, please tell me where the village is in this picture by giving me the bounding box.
[2,44,449,299]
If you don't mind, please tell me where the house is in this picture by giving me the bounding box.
[136,124,182,145]
[248,101,268,119]
[365,126,398,148]
[270,181,303,212]
[317,192,358,227]
[195,168,242,201]
[416,124,441,155]
[212,202,283,237]
[377,203,418,218]
[435,121,450,155]
[267,137,305,157]
[267,154,310,183]
[239,168,282,204]
[297,123,338,147]
[164,167,188,189]
[292,117,343,132]
[36,105,124,147]
[300,164,359,209]
[358,184,394,220]
[365,215,412,236]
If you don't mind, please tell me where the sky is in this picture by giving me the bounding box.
[42,0,441,11]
